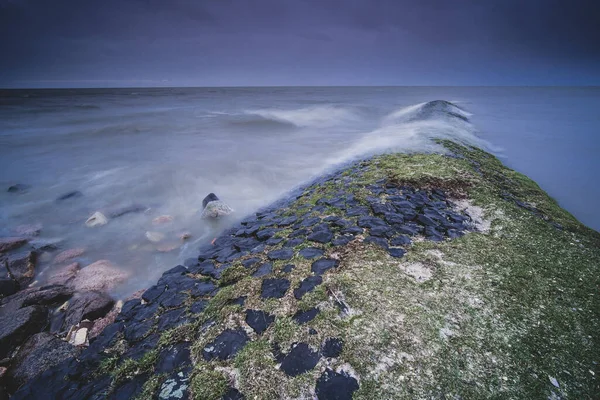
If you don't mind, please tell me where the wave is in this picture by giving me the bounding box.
[243,105,358,128]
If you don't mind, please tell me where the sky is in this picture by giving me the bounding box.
[1,0,599,87]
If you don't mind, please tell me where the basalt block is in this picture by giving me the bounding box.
[202,328,249,361]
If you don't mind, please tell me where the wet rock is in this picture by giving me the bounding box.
[53,248,85,264]
[159,291,188,308]
[388,248,406,258]
[1,285,73,313]
[56,191,83,202]
[132,303,160,322]
[395,224,420,235]
[0,263,18,298]
[311,258,339,275]
[299,247,324,259]
[124,319,153,342]
[201,197,234,219]
[283,238,304,247]
[202,328,249,360]
[190,280,218,297]
[108,204,147,218]
[278,216,298,226]
[245,309,275,334]
[357,216,387,229]
[46,262,79,287]
[28,238,63,252]
[278,265,293,275]
[7,332,79,389]
[252,263,273,278]
[142,284,166,303]
[265,237,284,246]
[190,300,208,314]
[315,369,359,400]
[256,228,280,241]
[13,224,42,237]
[0,305,48,359]
[85,212,108,227]
[109,373,147,400]
[267,248,294,261]
[0,237,28,253]
[64,291,114,328]
[294,276,323,300]
[292,308,319,324]
[389,235,411,246]
[71,260,129,292]
[156,342,191,373]
[7,183,30,193]
[158,370,190,399]
[233,237,261,252]
[322,338,343,358]
[6,251,36,286]
[300,217,320,227]
[189,261,223,279]
[279,343,320,377]
[308,230,333,244]
[260,278,290,299]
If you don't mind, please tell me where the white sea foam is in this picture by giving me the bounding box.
[244,105,358,128]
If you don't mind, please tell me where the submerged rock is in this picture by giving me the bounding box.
[13,224,42,237]
[7,183,30,193]
[0,237,28,253]
[200,193,234,219]
[85,212,108,227]
[6,251,36,287]
[56,191,83,202]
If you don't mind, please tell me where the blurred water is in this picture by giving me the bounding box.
[0,87,598,297]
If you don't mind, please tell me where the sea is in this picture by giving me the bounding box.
[1,86,598,297]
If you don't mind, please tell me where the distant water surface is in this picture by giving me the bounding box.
[0,87,598,296]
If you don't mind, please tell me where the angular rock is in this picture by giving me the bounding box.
[332,236,352,246]
[159,291,187,308]
[292,308,319,324]
[201,199,234,219]
[279,343,320,377]
[322,338,343,358]
[7,332,79,389]
[294,276,323,300]
[311,258,339,275]
[369,225,392,237]
[300,217,320,227]
[46,262,80,287]
[142,285,166,303]
[388,248,406,258]
[245,309,275,334]
[308,230,333,244]
[241,258,261,268]
[282,264,295,273]
[267,248,294,261]
[202,328,249,360]
[156,342,191,373]
[0,305,48,359]
[389,235,411,246]
[53,248,85,264]
[0,263,18,298]
[363,236,389,249]
[190,300,208,314]
[252,263,273,278]
[0,237,28,253]
[71,260,129,292]
[260,278,290,299]
[64,291,114,328]
[315,369,359,400]
[299,247,324,259]
[6,251,36,286]
[256,228,279,241]
[85,212,108,227]
[109,373,147,400]
[283,238,304,247]
[124,319,153,342]
[122,334,159,361]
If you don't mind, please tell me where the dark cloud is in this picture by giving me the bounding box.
[1,0,599,86]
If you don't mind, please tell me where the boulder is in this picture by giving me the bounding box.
[200,193,234,219]
[6,251,36,287]
[202,193,219,209]
[1,285,73,314]
[0,305,48,359]
[13,224,42,237]
[71,260,129,292]
[63,291,114,329]
[0,237,28,254]
[46,262,80,287]
[53,248,85,265]
[85,212,108,227]
[7,332,79,389]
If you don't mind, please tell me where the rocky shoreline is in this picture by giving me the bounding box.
[2,141,599,399]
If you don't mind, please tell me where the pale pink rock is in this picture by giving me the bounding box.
[71,260,129,292]
[53,248,85,264]
[46,262,80,287]
[152,215,173,225]
[14,224,42,237]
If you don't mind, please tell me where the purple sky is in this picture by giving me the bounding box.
[1,0,599,87]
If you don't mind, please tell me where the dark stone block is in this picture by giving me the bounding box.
[256,228,280,241]
[363,236,389,249]
[298,247,324,259]
[312,223,330,232]
[383,213,404,225]
[241,258,261,268]
[249,244,266,254]
[341,226,363,235]
[315,369,359,400]
[290,228,309,238]
[357,216,387,229]
[447,229,465,239]
[260,278,290,299]
[369,225,392,237]
[122,334,159,361]
[124,319,153,342]
[64,291,114,328]
[108,373,147,400]
[190,280,218,297]
[370,202,395,215]
[388,248,406,258]
[390,235,411,246]
[395,224,420,235]
[300,217,320,228]
[417,214,439,227]
[311,258,339,275]
[279,343,320,377]
[323,216,340,223]
[294,276,323,299]
[292,307,319,324]
[163,265,187,276]
[322,338,343,358]
[229,296,246,306]
[267,248,294,260]
[132,302,159,322]
[308,230,333,244]
[159,291,187,308]
[252,263,273,278]
[282,264,295,273]
[119,298,142,320]
[56,191,83,202]
[142,285,165,303]
[202,328,249,361]
[283,238,304,247]
[332,236,352,246]
[157,308,189,331]
[345,207,370,217]
[265,237,284,246]
[156,342,191,373]
[279,216,298,226]
[393,200,415,209]
[245,309,275,334]
[190,300,208,314]
[0,305,47,359]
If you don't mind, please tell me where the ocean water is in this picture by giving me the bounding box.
[1,87,598,297]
